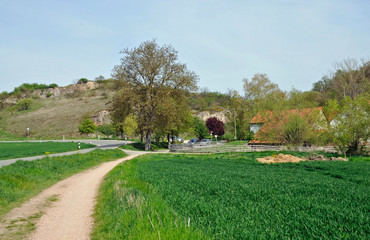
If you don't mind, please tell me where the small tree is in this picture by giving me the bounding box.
[193,117,208,140]
[329,95,369,156]
[206,117,225,136]
[280,113,316,148]
[78,118,96,134]
[122,114,138,137]
[16,98,33,111]
[257,108,324,148]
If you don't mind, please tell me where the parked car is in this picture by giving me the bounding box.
[187,138,200,144]
[171,136,184,143]
[200,139,212,145]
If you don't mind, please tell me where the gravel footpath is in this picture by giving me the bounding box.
[0,151,147,240]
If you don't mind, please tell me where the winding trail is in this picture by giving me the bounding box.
[0,150,149,240]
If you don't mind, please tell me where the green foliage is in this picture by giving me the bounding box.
[312,58,370,100]
[223,132,235,141]
[46,93,53,98]
[11,83,58,94]
[77,78,89,84]
[15,98,33,111]
[122,114,138,137]
[188,90,229,111]
[281,113,317,147]
[328,94,370,155]
[192,117,209,140]
[78,118,96,134]
[48,83,58,88]
[96,124,116,137]
[0,149,127,217]
[95,153,369,239]
[0,130,25,141]
[0,142,95,160]
[119,142,168,151]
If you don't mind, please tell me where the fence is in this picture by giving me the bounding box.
[170,142,337,154]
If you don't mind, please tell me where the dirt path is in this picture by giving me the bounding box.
[0,151,147,240]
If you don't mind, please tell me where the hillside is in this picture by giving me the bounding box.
[0,82,114,139]
[0,81,231,140]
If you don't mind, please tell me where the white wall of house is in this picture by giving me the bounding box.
[250,123,263,134]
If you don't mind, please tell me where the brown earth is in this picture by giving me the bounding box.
[257,153,305,164]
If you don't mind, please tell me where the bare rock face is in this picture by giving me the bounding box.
[91,110,111,126]
[194,109,230,123]
[33,82,100,98]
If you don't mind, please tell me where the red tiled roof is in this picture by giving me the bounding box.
[250,107,323,124]
[249,107,325,144]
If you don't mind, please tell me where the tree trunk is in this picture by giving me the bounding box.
[234,112,237,140]
[145,130,152,151]
[167,133,171,149]
[140,131,144,143]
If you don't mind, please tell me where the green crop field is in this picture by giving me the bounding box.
[0,141,95,160]
[93,152,369,239]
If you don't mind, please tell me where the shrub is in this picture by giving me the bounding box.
[46,93,53,98]
[206,117,225,136]
[78,118,96,134]
[96,124,116,136]
[48,83,58,88]
[193,117,209,140]
[77,78,89,84]
[16,98,33,111]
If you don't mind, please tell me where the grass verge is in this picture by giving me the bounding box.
[93,151,369,239]
[0,149,127,217]
[225,140,248,145]
[0,130,25,141]
[0,141,95,160]
[120,142,168,151]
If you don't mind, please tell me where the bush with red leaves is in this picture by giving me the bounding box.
[206,117,225,136]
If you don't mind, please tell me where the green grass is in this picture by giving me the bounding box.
[0,130,25,141]
[225,140,248,145]
[0,149,127,217]
[0,141,95,160]
[93,151,369,239]
[120,142,168,151]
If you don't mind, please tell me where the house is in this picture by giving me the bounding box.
[249,107,328,144]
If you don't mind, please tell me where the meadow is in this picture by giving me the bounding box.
[0,149,127,217]
[0,141,95,160]
[93,152,369,239]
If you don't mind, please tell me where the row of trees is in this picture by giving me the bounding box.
[107,39,369,154]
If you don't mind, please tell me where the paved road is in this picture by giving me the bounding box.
[0,140,130,168]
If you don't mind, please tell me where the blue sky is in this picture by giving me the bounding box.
[0,0,369,94]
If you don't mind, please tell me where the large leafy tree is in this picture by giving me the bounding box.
[111,40,198,150]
